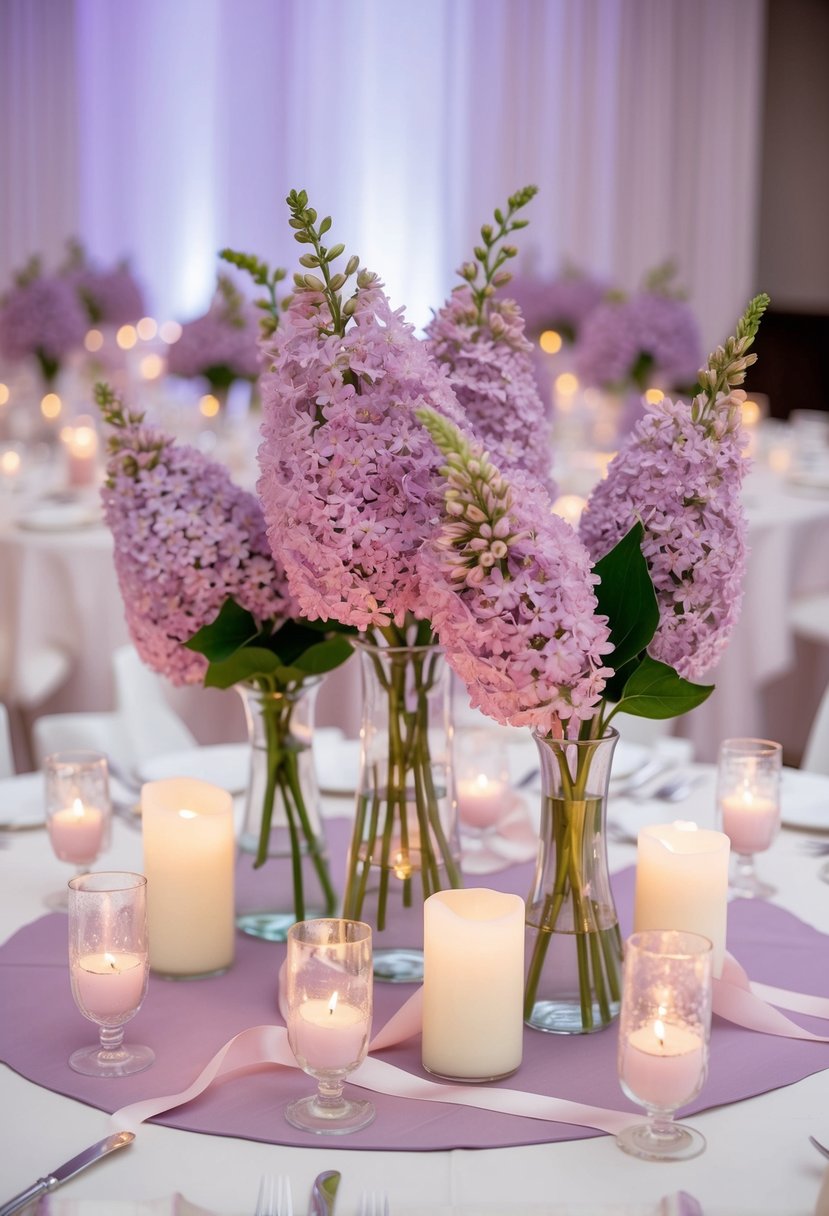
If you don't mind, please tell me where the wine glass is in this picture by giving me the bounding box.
[67,871,154,1076]
[284,918,374,1134]
[717,738,782,899]
[616,929,712,1162]
[44,750,111,910]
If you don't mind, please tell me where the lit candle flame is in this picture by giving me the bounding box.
[653,1018,666,1048]
[71,798,84,819]
[178,808,198,820]
[105,952,118,971]
[328,991,339,1016]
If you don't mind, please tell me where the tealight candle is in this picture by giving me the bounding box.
[456,773,507,830]
[62,416,99,487]
[72,950,147,1020]
[634,822,730,976]
[292,992,369,1072]
[48,798,106,864]
[141,777,235,978]
[720,789,778,855]
[422,887,524,1081]
[619,1017,705,1110]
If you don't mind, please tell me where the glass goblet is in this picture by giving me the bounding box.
[717,737,782,899]
[68,871,154,1077]
[284,918,374,1134]
[44,750,112,910]
[616,929,712,1162]
[455,729,511,841]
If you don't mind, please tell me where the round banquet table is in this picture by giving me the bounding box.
[1,759,829,1216]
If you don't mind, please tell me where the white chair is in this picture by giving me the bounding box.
[789,591,829,647]
[802,682,829,776]
[0,703,15,777]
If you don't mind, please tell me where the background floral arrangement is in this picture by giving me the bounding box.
[62,241,147,327]
[0,256,88,383]
[166,272,261,395]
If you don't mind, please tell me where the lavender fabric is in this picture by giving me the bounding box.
[2,820,829,1152]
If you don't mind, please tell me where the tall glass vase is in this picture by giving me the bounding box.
[235,678,337,942]
[342,640,462,982]
[524,728,623,1034]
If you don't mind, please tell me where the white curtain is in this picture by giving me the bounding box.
[1,0,766,347]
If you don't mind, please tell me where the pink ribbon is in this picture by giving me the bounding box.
[713,954,829,1043]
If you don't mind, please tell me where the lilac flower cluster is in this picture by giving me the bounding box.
[579,389,749,682]
[71,263,146,326]
[258,277,468,631]
[167,277,261,385]
[0,270,87,373]
[101,400,295,685]
[417,408,612,731]
[575,290,702,392]
[508,270,607,342]
[426,285,554,489]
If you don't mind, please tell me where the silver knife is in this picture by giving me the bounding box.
[308,1170,341,1216]
[0,1130,135,1216]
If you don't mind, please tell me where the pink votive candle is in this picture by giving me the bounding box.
[48,800,105,864]
[620,1020,705,1110]
[292,994,369,1072]
[71,951,146,1020]
[721,791,779,854]
[457,774,507,829]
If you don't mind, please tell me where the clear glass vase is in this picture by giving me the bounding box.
[342,640,462,982]
[524,728,623,1034]
[235,679,337,941]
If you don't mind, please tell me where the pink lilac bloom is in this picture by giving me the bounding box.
[508,270,608,342]
[72,264,146,326]
[426,284,555,490]
[0,271,87,372]
[575,290,702,392]
[578,391,749,682]
[258,277,469,631]
[101,404,295,685]
[417,408,612,732]
[167,278,261,384]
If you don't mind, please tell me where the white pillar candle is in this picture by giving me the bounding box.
[292,993,369,1072]
[457,774,508,829]
[141,777,235,978]
[721,791,778,855]
[422,887,525,1081]
[620,1018,705,1110]
[48,798,105,864]
[634,822,730,977]
[71,950,146,1020]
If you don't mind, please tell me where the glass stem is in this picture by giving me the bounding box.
[316,1077,346,1107]
[98,1025,125,1055]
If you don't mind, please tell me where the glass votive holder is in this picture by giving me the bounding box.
[617,929,713,1162]
[455,729,511,836]
[717,738,782,899]
[44,750,112,909]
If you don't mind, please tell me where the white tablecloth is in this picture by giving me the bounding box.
[1,761,828,1216]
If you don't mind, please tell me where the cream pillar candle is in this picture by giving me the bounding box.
[141,777,235,978]
[634,822,730,976]
[422,887,524,1081]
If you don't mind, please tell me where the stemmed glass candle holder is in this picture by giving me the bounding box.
[455,729,511,838]
[617,930,712,1162]
[44,751,111,910]
[284,918,374,1134]
[717,738,782,899]
[68,871,154,1077]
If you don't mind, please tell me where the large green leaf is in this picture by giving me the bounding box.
[593,523,659,670]
[614,654,713,719]
[185,597,258,662]
[202,646,281,689]
[294,635,354,675]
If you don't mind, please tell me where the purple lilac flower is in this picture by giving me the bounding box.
[417,408,612,732]
[575,290,702,393]
[72,264,146,326]
[258,277,468,631]
[101,398,295,685]
[577,295,768,682]
[167,276,261,385]
[426,285,555,490]
[0,271,87,374]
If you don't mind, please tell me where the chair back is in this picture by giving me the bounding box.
[802,683,829,776]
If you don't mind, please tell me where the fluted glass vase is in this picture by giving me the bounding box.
[524,728,623,1034]
[342,640,462,982]
[235,678,337,941]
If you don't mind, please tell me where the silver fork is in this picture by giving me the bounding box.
[255,1174,293,1216]
[358,1191,390,1216]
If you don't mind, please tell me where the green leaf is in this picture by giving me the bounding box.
[185,597,258,662]
[601,657,639,706]
[614,655,714,720]
[593,523,659,670]
[202,647,281,689]
[293,635,354,675]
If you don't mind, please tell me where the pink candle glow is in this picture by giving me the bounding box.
[48,799,105,863]
[62,419,99,488]
[457,774,507,829]
[71,951,146,1020]
[620,1019,704,1110]
[292,992,368,1072]
[721,791,779,854]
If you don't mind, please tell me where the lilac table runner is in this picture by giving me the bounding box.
[2,819,829,1152]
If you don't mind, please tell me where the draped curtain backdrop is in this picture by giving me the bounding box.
[1,0,766,348]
